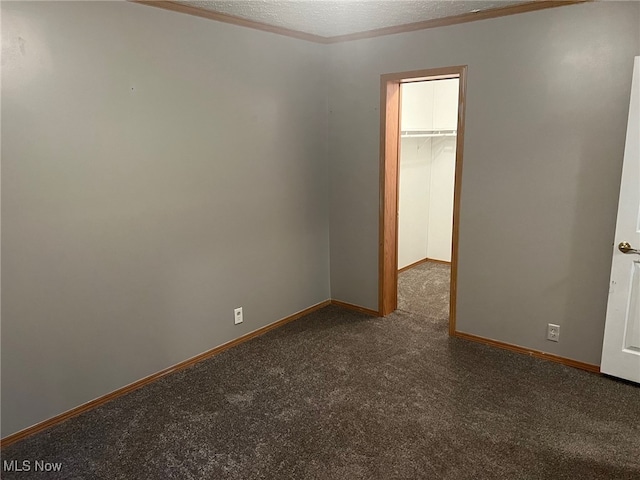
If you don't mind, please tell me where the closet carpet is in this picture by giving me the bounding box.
[2,263,639,479]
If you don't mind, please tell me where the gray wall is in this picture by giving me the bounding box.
[1,1,329,437]
[328,1,640,365]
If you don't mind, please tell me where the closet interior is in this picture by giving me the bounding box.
[398,78,459,270]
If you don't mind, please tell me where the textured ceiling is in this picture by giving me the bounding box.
[177,1,532,38]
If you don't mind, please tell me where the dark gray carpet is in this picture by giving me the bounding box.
[2,263,639,479]
[398,261,450,319]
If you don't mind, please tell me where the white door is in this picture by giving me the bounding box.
[601,56,640,383]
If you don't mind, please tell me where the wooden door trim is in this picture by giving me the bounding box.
[379,66,467,338]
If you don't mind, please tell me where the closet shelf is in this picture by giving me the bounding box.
[401,129,457,138]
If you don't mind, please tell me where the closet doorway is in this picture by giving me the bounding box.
[379,66,467,335]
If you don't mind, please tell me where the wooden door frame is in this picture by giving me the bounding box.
[379,66,467,336]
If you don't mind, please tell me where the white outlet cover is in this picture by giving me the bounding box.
[547,324,560,342]
[234,307,243,325]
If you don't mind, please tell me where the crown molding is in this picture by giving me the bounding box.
[130,1,587,44]
[130,1,331,44]
[325,1,587,43]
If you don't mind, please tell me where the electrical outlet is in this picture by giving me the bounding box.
[547,323,560,342]
[234,307,243,325]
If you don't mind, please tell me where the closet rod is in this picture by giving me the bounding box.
[401,129,457,138]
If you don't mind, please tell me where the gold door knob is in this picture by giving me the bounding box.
[618,242,640,255]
